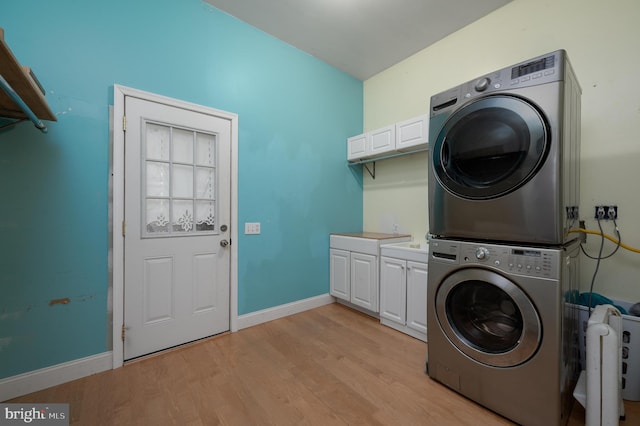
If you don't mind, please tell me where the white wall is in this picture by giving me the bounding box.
[363,0,640,302]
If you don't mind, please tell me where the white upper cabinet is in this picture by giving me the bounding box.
[396,115,428,152]
[347,114,428,162]
[369,124,396,157]
[347,133,367,161]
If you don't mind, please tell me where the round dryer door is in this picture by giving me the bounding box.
[435,268,542,367]
[432,95,549,200]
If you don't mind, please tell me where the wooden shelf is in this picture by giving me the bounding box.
[0,28,56,123]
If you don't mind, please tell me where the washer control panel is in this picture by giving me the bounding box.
[429,238,561,279]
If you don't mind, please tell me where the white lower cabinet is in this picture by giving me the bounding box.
[329,248,378,310]
[330,233,411,314]
[379,242,428,341]
[350,251,378,311]
[405,261,428,337]
[329,249,350,300]
[330,247,378,312]
[380,257,406,324]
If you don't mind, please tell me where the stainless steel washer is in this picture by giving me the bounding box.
[428,50,581,245]
[426,237,580,426]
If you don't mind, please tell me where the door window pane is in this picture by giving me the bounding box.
[172,200,194,233]
[172,128,194,164]
[143,121,217,237]
[196,201,215,231]
[196,167,214,199]
[146,123,170,161]
[196,133,216,166]
[172,164,193,198]
[146,199,169,234]
[146,162,170,197]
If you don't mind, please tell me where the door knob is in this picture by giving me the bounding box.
[220,239,229,248]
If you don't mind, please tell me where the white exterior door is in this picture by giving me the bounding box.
[123,96,231,360]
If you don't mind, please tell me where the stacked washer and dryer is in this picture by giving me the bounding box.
[426,50,582,426]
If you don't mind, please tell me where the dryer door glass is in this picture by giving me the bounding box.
[432,95,549,200]
[435,268,542,367]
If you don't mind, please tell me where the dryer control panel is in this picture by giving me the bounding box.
[430,49,568,116]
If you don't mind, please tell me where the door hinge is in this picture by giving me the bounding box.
[121,324,126,342]
[122,220,126,237]
[122,115,126,131]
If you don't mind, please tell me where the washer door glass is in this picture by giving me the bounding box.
[435,268,541,367]
[432,95,549,200]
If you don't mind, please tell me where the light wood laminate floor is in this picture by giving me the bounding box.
[9,303,640,425]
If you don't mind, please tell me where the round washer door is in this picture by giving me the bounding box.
[432,95,549,200]
[435,268,542,367]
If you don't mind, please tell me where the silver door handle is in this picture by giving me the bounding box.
[220,239,229,248]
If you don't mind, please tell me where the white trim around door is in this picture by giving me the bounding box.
[112,85,239,369]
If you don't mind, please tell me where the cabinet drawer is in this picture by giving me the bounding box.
[330,235,379,254]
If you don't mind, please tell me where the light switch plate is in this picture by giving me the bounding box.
[244,222,261,235]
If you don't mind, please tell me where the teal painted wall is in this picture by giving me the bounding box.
[0,0,363,378]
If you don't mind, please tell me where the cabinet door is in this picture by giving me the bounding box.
[330,249,350,301]
[350,252,378,312]
[380,257,406,325]
[396,115,428,151]
[369,125,396,156]
[347,134,367,161]
[406,261,428,336]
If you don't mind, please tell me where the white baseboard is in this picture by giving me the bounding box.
[1,295,333,401]
[0,352,113,402]
[237,294,335,330]
[380,318,427,342]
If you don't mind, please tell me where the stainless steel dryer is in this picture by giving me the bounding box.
[428,50,581,245]
[426,237,580,426]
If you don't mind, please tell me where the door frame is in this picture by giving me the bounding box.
[111,84,238,369]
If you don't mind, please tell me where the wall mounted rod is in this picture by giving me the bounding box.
[0,74,47,133]
[347,147,428,165]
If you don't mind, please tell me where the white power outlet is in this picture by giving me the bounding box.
[244,222,261,235]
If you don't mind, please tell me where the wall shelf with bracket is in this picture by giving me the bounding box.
[0,28,56,133]
[346,114,429,179]
[348,147,429,179]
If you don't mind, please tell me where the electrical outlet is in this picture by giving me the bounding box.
[593,205,618,220]
[565,206,579,220]
[244,222,261,234]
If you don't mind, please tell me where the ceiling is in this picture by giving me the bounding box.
[205,0,512,80]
